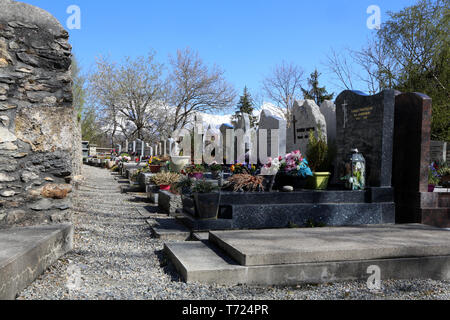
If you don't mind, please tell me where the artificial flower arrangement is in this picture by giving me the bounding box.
[117,154,132,163]
[279,150,313,178]
[261,157,281,176]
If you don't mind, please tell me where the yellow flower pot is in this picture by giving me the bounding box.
[307,172,331,190]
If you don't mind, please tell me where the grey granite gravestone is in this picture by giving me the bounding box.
[286,100,327,154]
[258,108,287,159]
[320,100,337,144]
[335,90,395,187]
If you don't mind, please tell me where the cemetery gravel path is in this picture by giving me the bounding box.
[17,165,450,300]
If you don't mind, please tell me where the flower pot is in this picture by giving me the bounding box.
[194,192,221,220]
[428,184,435,192]
[170,156,191,173]
[160,185,171,191]
[189,173,204,180]
[307,172,331,190]
[149,165,161,173]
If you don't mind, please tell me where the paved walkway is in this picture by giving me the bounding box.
[17,165,450,300]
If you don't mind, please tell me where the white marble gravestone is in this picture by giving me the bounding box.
[430,141,447,163]
[286,100,327,155]
[320,100,336,144]
[258,108,287,159]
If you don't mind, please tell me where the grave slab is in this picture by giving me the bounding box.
[0,224,73,300]
[165,239,450,286]
[209,224,450,266]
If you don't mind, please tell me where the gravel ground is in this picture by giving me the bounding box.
[17,165,450,300]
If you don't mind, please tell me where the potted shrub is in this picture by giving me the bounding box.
[151,172,181,191]
[192,180,221,220]
[148,156,169,173]
[186,164,207,179]
[174,176,194,195]
[225,174,265,192]
[209,162,223,179]
[305,129,333,190]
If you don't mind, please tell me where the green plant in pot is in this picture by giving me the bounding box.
[209,162,223,179]
[305,129,333,190]
[192,180,221,220]
[174,176,194,195]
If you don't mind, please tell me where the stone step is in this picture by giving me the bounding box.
[149,218,191,241]
[209,224,450,266]
[164,241,247,284]
[175,212,233,232]
[164,239,450,286]
[0,224,73,300]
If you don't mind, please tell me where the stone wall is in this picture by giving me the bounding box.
[0,0,77,227]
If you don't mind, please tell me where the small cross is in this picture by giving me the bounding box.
[291,116,298,144]
[342,100,348,129]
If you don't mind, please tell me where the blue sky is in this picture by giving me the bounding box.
[23,0,417,102]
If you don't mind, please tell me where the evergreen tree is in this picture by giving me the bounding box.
[231,87,258,127]
[302,69,334,105]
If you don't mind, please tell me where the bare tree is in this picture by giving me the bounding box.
[261,61,305,123]
[167,47,236,131]
[325,49,355,92]
[89,53,169,144]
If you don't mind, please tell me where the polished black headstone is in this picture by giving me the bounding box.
[335,90,395,188]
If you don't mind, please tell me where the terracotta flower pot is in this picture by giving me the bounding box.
[149,165,161,173]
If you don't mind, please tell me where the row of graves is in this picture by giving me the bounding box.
[108,89,450,286]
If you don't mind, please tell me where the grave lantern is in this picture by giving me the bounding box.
[343,149,366,190]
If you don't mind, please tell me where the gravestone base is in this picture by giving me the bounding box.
[165,224,450,285]
[179,188,395,231]
[158,190,182,216]
[396,192,450,228]
[146,184,160,204]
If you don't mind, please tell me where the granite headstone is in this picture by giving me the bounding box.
[335,90,395,188]
[286,100,327,155]
[320,100,337,144]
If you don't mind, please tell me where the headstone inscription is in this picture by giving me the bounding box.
[335,90,395,187]
[430,141,447,163]
[286,100,327,155]
[258,108,287,160]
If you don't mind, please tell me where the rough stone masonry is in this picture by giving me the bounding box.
[0,0,80,228]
